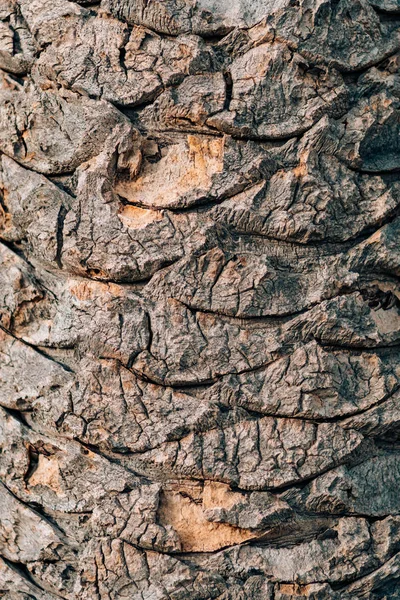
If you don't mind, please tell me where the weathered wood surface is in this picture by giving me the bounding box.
[0,0,400,598]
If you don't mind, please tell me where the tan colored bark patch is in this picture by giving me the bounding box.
[278,584,315,596]
[28,454,61,491]
[115,135,224,208]
[118,205,163,230]
[158,483,262,552]
[69,280,124,301]
[202,481,246,511]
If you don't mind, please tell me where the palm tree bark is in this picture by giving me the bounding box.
[1,0,400,598]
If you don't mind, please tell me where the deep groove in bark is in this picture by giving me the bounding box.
[1,0,400,596]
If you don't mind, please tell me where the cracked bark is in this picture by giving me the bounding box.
[1,0,400,599]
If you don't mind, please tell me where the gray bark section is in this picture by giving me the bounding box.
[0,0,400,598]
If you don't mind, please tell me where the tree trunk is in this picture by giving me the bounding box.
[1,0,400,598]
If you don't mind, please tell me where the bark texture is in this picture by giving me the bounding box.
[1,0,400,598]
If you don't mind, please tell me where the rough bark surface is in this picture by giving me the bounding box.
[1,0,400,598]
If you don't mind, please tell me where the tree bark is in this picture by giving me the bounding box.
[1,0,400,598]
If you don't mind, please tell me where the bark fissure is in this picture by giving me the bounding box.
[1,0,400,597]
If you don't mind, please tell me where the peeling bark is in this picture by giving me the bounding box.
[1,0,400,598]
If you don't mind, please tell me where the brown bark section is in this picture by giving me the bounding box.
[1,0,400,598]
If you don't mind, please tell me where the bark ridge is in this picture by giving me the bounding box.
[1,0,400,598]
